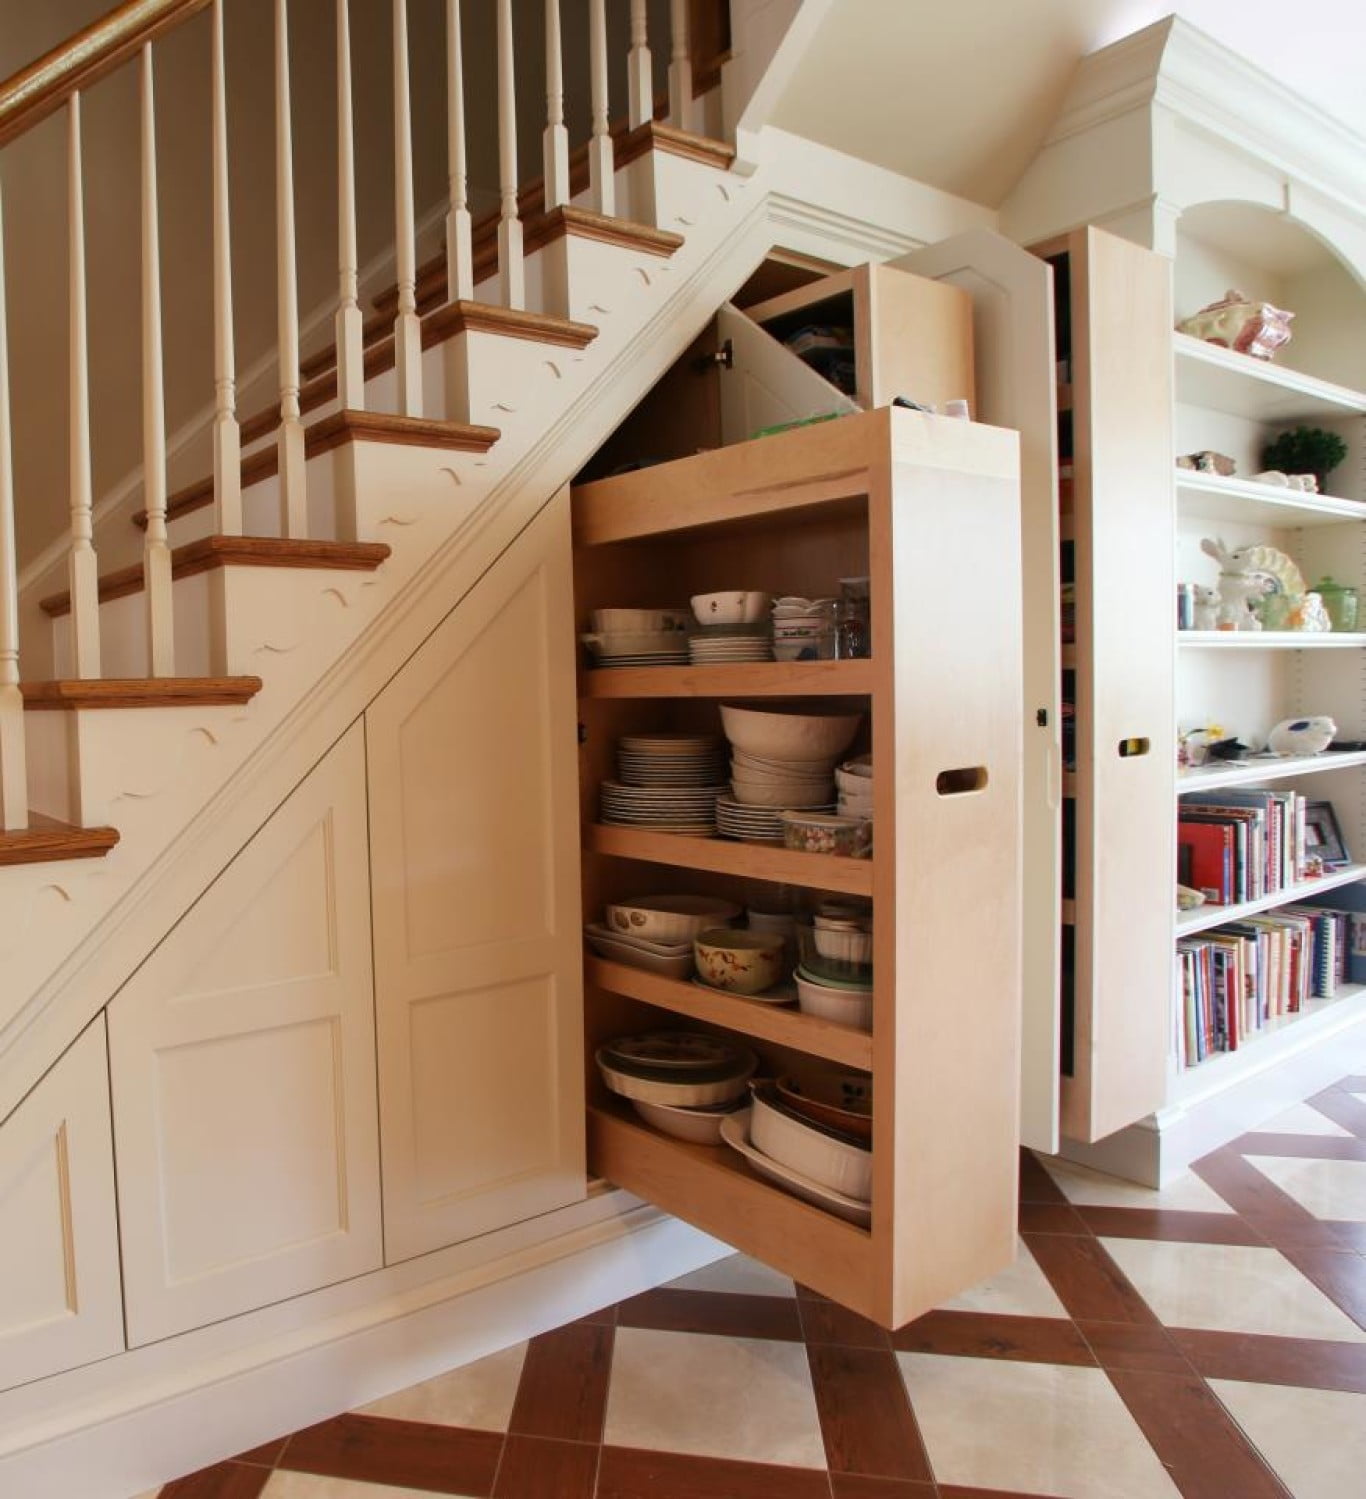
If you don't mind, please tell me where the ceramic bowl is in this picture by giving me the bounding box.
[732,747,837,774]
[780,811,872,858]
[720,704,861,761]
[812,925,874,964]
[749,1083,873,1199]
[605,893,742,945]
[596,1050,756,1106]
[729,778,833,809]
[591,607,690,634]
[584,925,696,979]
[631,1096,745,1144]
[797,923,873,984]
[580,630,691,658]
[693,927,785,995]
[835,763,874,793]
[775,1073,873,1144]
[720,1110,871,1226]
[691,591,771,626]
[795,970,874,1030]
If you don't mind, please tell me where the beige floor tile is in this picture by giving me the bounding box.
[604,1325,825,1468]
[1100,1237,1366,1342]
[262,1473,479,1498]
[897,1352,1180,1499]
[355,1341,527,1429]
[665,1251,796,1298]
[1211,1379,1366,1499]
[1244,1154,1366,1222]
[1257,1101,1353,1137]
[1040,1157,1235,1213]
[937,1235,1068,1318]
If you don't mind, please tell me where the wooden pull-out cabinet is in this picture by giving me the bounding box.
[572,408,1023,1328]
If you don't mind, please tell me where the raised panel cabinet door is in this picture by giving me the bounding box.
[715,303,857,448]
[109,724,382,1347]
[0,1017,123,1391]
[894,228,1062,1154]
[367,490,586,1265]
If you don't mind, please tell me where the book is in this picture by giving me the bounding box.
[1177,819,1234,903]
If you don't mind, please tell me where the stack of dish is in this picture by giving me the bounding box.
[598,1031,756,1143]
[600,779,725,833]
[583,923,694,978]
[586,894,743,979]
[715,795,802,843]
[795,902,874,1030]
[605,733,729,832]
[720,703,862,816]
[836,755,874,820]
[771,597,837,661]
[688,623,773,666]
[580,609,691,668]
[616,734,727,786]
[721,1080,872,1225]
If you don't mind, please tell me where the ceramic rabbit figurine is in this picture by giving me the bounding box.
[1191,585,1220,631]
[1200,537,1263,630]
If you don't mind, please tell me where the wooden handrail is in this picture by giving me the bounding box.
[0,0,210,151]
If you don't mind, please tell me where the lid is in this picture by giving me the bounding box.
[1313,576,1355,597]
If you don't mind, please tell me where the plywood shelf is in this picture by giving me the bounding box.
[580,659,874,698]
[1175,862,1366,936]
[584,823,875,895]
[587,1103,876,1314]
[585,955,873,1069]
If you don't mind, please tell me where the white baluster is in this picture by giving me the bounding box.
[67,93,101,679]
[335,0,363,408]
[211,0,241,535]
[588,0,614,217]
[140,45,173,676]
[445,0,472,302]
[392,0,422,415]
[275,0,306,536]
[0,180,27,830]
[627,0,652,130]
[543,0,569,211]
[668,0,692,131]
[495,0,524,310]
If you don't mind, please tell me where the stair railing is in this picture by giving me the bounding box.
[0,0,727,834]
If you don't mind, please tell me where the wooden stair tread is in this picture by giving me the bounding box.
[21,677,264,710]
[140,411,499,530]
[40,536,391,618]
[0,813,119,866]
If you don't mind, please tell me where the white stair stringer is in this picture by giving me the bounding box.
[0,148,780,1127]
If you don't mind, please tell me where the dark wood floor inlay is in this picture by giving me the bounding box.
[1171,1327,1366,1394]
[615,1286,802,1342]
[596,1445,833,1499]
[508,1321,615,1444]
[279,1412,503,1493]
[1022,1234,1160,1326]
[807,1343,933,1482]
[492,1434,599,1499]
[159,1462,271,1499]
[1074,1204,1267,1246]
[891,1309,1095,1367]
[1076,1319,1191,1374]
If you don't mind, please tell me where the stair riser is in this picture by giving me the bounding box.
[541,234,676,326]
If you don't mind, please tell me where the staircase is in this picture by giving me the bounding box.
[0,0,775,1124]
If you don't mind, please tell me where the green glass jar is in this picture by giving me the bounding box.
[1313,576,1358,632]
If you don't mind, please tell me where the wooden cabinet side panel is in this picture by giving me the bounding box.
[876,413,1023,1324]
[0,1018,123,1391]
[368,491,586,1266]
[109,724,383,1347]
[1066,227,1175,1142]
[865,264,976,416]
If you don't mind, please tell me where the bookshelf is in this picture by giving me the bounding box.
[1175,862,1366,937]
[571,407,1024,1328]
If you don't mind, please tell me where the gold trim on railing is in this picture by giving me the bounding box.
[0,0,210,149]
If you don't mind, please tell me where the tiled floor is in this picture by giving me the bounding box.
[141,1075,1366,1499]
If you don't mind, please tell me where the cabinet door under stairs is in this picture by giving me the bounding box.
[108,724,382,1346]
[0,1018,123,1391]
[366,492,587,1265]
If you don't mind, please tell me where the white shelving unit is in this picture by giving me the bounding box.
[1176,862,1366,937]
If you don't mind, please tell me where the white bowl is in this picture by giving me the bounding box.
[720,1111,871,1226]
[835,764,874,794]
[732,747,838,774]
[585,922,692,957]
[691,591,771,626]
[632,1097,743,1144]
[720,704,861,761]
[749,1087,873,1199]
[605,894,742,945]
[813,926,874,964]
[580,630,690,657]
[597,1051,756,1106]
[591,608,690,634]
[730,779,833,809]
[795,972,874,1030]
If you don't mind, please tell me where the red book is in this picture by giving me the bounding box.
[1178,820,1234,904]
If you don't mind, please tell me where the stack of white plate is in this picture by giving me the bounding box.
[600,780,726,833]
[688,622,773,665]
[616,734,727,787]
[715,793,835,843]
[580,629,690,667]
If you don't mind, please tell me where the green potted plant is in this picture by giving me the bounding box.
[1261,426,1349,493]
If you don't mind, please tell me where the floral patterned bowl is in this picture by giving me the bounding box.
[693,928,786,995]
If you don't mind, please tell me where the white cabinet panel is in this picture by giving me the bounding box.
[0,1018,123,1391]
[368,491,586,1265]
[109,724,382,1346]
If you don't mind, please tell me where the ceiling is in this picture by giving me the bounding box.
[768,0,1366,208]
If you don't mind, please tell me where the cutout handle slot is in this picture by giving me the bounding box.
[936,766,988,796]
[1118,737,1150,758]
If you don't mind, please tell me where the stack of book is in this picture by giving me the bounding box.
[1175,905,1350,1067]
[1176,788,1308,906]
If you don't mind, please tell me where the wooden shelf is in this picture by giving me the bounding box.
[1176,471,1366,529]
[1169,984,1366,1105]
[1056,382,1073,413]
[1178,631,1366,650]
[1061,898,1076,925]
[585,823,875,895]
[1173,332,1366,423]
[1175,862,1366,937]
[585,955,873,1069]
[1178,750,1366,793]
[587,1102,876,1314]
[580,659,874,698]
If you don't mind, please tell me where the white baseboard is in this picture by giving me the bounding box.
[0,1196,726,1499]
[1059,1001,1366,1187]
